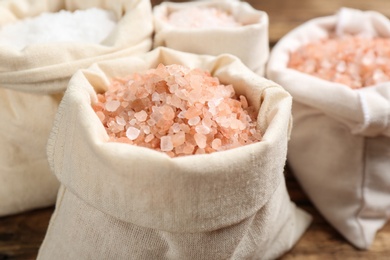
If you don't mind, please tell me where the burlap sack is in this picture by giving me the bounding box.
[37,47,311,260]
[267,8,390,249]
[0,0,153,217]
[153,0,269,75]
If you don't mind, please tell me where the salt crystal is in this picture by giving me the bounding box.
[105,100,120,112]
[152,92,160,102]
[171,131,186,147]
[147,118,156,126]
[145,134,154,143]
[188,116,201,126]
[134,110,148,122]
[126,127,140,141]
[93,64,261,157]
[161,105,175,120]
[194,133,207,149]
[211,138,222,150]
[202,117,213,128]
[195,125,210,135]
[288,35,390,88]
[183,143,195,155]
[160,136,173,151]
[0,8,117,50]
[142,125,151,135]
[168,7,241,29]
[178,111,186,118]
[96,111,105,122]
[172,123,181,133]
[180,124,191,133]
[116,116,126,126]
[195,148,206,155]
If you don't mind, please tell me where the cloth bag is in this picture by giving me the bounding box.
[153,0,269,75]
[267,8,390,249]
[0,0,153,217]
[37,47,311,260]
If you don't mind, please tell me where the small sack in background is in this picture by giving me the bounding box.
[0,0,153,217]
[37,47,311,260]
[267,8,390,249]
[153,0,269,75]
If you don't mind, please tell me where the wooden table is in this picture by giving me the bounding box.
[1,0,390,259]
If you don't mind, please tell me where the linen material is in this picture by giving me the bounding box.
[267,8,390,249]
[0,0,152,217]
[0,0,153,94]
[0,89,61,215]
[38,48,311,259]
[153,0,269,75]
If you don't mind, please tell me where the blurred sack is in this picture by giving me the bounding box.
[0,0,153,216]
[267,7,390,249]
[153,0,269,75]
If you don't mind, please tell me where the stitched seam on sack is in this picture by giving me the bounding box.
[46,92,67,176]
[355,137,369,249]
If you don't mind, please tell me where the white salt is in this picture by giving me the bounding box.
[126,127,140,141]
[168,7,241,29]
[0,8,117,50]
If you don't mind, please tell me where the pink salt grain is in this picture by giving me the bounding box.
[288,35,390,89]
[105,100,120,112]
[134,110,148,122]
[194,133,207,149]
[212,138,222,150]
[92,64,261,157]
[160,136,173,151]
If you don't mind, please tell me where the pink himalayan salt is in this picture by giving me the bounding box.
[93,63,261,157]
[167,7,241,29]
[288,35,390,89]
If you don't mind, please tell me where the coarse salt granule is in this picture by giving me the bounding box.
[0,8,117,50]
[288,35,390,89]
[167,7,241,29]
[93,64,261,157]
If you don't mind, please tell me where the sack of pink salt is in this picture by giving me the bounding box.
[153,0,269,75]
[0,0,153,217]
[267,7,390,249]
[37,47,311,260]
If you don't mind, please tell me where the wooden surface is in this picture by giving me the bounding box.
[1,0,390,259]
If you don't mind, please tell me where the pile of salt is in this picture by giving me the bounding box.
[167,7,241,29]
[288,35,390,88]
[93,64,261,157]
[0,8,117,50]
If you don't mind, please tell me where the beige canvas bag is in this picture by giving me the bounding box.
[153,0,269,75]
[267,8,390,249]
[0,0,153,216]
[38,48,311,260]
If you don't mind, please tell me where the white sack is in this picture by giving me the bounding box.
[267,8,390,249]
[38,47,311,260]
[0,0,153,216]
[153,0,269,75]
